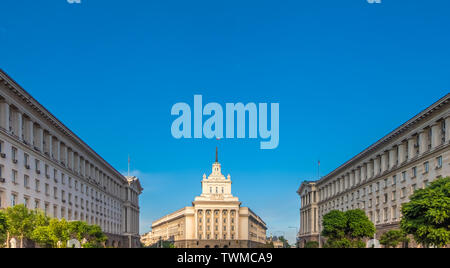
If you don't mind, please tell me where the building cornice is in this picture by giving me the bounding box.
[317,93,450,185]
[0,69,127,183]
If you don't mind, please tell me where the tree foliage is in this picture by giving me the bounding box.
[400,177,450,248]
[379,230,409,248]
[0,210,7,247]
[321,209,375,248]
[2,205,108,248]
[304,241,319,248]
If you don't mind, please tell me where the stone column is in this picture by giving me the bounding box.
[27,120,33,145]
[227,211,231,239]
[398,142,406,164]
[389,148,396,168]
[17,110,23,140]
[204,211,207,239]
[38,127,44,151]
[408,137,416,159]
[445,115,450,143]
[381,153,387,173]
[235,210,239,239]
[368,161,374,178]
[431,123,441,149]
[356,168,361,185]
[0,101,10,131]
[418,130,427,154]
[361,164,366,182]
[219,210,223,240]
[374,157,380,176]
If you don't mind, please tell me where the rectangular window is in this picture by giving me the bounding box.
[411,184,417,193]
[412,167,417,178]
[424,162,429,173]
[24,175,29,188]
[11,194,17,206]
[35,159,40,172]
[401,187,406,198]
[11,147,17,162]
[35,179,40,192]
[392,175,397,185]
[392,190,396,201]
[24,153,29,167]
[436,156,443,169]
[402,171,407,182]
[12,170,17,184]
[24,197,29,208]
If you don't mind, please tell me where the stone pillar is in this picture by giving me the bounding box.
[27,120,33,145]
[368,161,374,178]
[445,116,450,143]
[235,210,239,239]
[356,168,361,185]
[361,164,366,182]
[0,101,10,131]
[17,111,23,140]
[374,157,380,176]
[398,142,406,164]
[389,148,396,168]
[381,153,387,173]
[204,211,207,239]
[38,127,44,151]
[431,123,441,149]
[418,130,427,154]
[227,211,231,239]
[219,210,223,240]
[407,137,416,160]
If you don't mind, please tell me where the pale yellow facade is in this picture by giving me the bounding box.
[142,151,267,248]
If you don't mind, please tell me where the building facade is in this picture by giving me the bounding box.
[0,70,143,248]
[141,149,267,248]
[297,94,450,247]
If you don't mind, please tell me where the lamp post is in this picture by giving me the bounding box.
[288,226,299,248]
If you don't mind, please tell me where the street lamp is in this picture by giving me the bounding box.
[288,226,299,248]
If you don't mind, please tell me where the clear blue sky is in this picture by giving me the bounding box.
[1,0,449,244]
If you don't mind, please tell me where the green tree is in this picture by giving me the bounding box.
[68,221,90,241]
[47,218,70,248]
[278,236,291,248]
[0,210,7,247]
[4,205,39,248]
[304,241,319,248]
[85,224,107,247]
[379,230,409,248]
[321,209,375,248]
[400,177,450,248]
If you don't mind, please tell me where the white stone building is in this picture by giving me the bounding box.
[0,70,143,248]
[141,149,267,248]
[297,93,450,247]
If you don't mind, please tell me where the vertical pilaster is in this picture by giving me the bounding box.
[431,123,441,149]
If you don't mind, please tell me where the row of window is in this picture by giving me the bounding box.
[2,193,122,234]
[320,155,443,203]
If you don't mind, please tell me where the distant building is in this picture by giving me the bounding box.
[297,94,450,247]
[0,70,143,248]
[142,149,267,248]
[266,236,285,248]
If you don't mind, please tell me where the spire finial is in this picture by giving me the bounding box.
[216,147,218,162]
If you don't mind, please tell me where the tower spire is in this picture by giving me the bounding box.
[216,147,218,163]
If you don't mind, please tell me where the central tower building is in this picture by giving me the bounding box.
[141,148,267,248]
